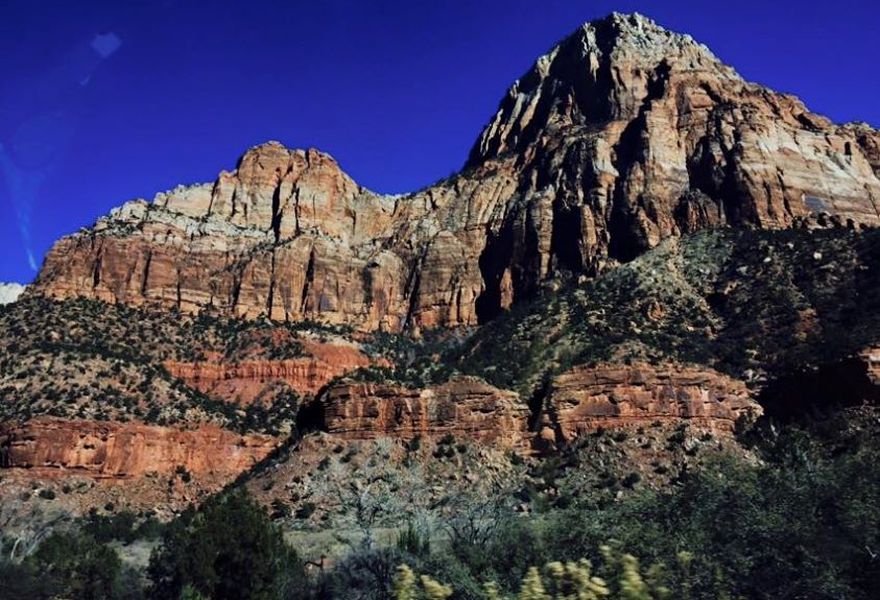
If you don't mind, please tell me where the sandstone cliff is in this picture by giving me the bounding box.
[30,13,880,331]
[0,418,278,480]
[164,338,379,403]
[543,362,761,443]
[317,377,530,448]
[312,364,760,451]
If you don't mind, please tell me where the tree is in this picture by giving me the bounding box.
[23,531,127,600]
[148,489,304,599]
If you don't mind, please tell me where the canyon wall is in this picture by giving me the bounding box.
[543,362,762,443]
[164,338,378,403]
[0,418,278,480]
[318,377,531,448]
[30,14,880,332]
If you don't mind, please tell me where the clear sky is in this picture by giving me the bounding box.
[1,0,878,284]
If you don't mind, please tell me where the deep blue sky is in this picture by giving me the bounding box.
[1,0,878,284]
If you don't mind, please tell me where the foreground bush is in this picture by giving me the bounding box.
[394,547,675,600]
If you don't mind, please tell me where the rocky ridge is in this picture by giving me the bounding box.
[543,362,759,443]
[163,337,379,403]
[0,418,277,481]
[318,376,531,448]
[3,13,880,533]
[31,13,880,332]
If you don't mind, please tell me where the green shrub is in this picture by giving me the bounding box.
[147,489,304,599]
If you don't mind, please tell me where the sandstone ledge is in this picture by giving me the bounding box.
[545,362,762,443]
[0,418,279,480]
[318,376,530,448]
[164,339,378,403]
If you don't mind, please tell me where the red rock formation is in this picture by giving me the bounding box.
[0,418,278,480]
[30,14,880,331]
[318,377,530,448]
[164,339,378,403]
[544,362,761,443]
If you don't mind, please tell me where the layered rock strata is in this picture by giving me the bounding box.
[318,377,531,448]
[31,13,880,331]
[0,418,278,480]
[544,362,761,443]
[164,339,378,403]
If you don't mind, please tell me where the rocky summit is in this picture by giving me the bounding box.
[2,13,880,597]
[31,13,880,332]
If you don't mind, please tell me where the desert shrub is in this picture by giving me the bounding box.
[392,564,452,600]
[535,428,880,600]
[397,522,431,558]
[0,559,53,599]
[80,510,164,545]
[316,546,402,600]
[395,548,672,600]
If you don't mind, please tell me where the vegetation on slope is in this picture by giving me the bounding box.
[0,297,347,433]
[1,409,877,599]
[452,227,880,396]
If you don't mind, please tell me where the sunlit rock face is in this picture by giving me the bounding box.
[0,418,278,480]
[164,337,381,403]
[318,376,531,448]
[542,362,762,444]
[32,13,880,332]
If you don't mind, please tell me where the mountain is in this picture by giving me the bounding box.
[31,13,880,332]
[2,12,880,568]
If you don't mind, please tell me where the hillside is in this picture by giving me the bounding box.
[1,12,880,600]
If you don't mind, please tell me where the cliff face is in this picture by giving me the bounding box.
[317,377,531,448]
[543,363,761,443]
[314,366,761,451]
[31,13,880,332]
[0,418,278,480]
[164,338,379,402]
[467,15,880,274]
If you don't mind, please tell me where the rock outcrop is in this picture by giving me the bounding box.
[0,418,278,480]
[30,13,880,332]
[310,362,762,450]
[317,377,530,448]
[544,362,761,443]
[164,339,379,403]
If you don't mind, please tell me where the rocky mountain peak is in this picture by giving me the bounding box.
[30,14,880,332]
[233,142,353,187]
[466,12,739,166]
[578,12,730,71]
